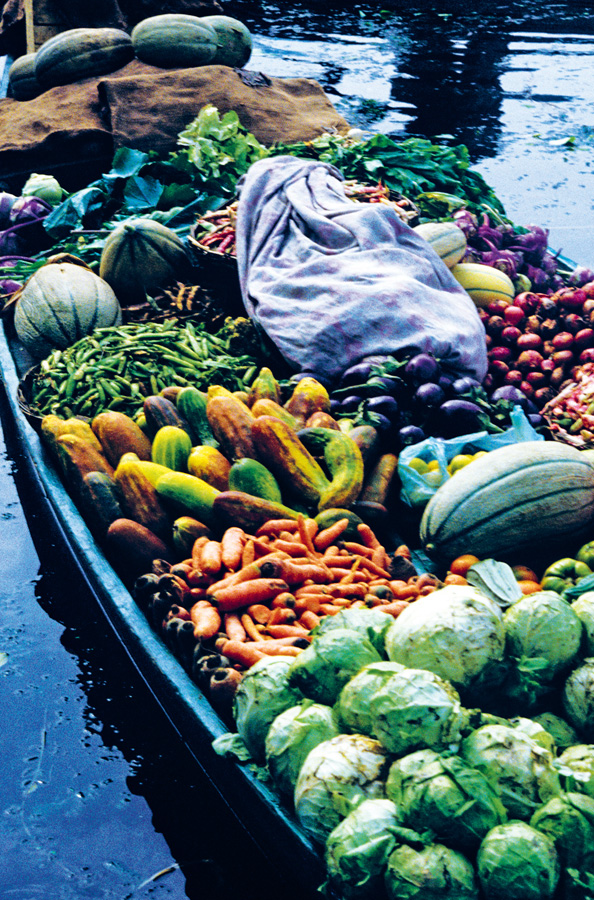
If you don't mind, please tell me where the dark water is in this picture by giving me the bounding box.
[2,2,594,898]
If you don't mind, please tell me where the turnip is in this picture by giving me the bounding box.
[574,328,594,348]
[501,325,521,344]
[503,305,525,326]
[516,349,544,372]
[551,332,574,351]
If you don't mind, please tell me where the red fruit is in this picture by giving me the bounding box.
[542,340,555,358]
[489,359,510,381]
[501,326,522,344]
[580,347,594,364]
[487,315,506,338]
[517,349,544,372]
[517,332,543,350]
[540,318,559,339]
[541,358,555,376]
[487,299,510,317]
[526,370,546,388]
[489,345,514,362]
[583,298,594,314]
[582,284,594,301]
[514,292,541,314]
[484,333,493,348]
[551,331,574,350]
[559,288,587,309]
[574,328,594,348]
[551,349,575,368]
[520,381,534,398]
[524,315,542,334]
[551,366,567,388]
[563,313,585,334]
[505,369,524,386]
[533,386,555,407]
[482,373,495,392]
[503,305,526,326]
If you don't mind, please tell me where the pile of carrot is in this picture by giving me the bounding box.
[150,514,442,672]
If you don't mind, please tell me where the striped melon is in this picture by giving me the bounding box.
[8,53,42,100]
[34,28,134,88]
[413,221,467,268]
[199,15,253,68]
[13,262,122,359]
[419,441,594,564]
[450,262,515,307]
[130,14,217,68]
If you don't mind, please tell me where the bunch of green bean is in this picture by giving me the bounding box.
[29,319,260,420]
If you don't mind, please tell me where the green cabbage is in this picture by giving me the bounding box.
[324,798,403,900]
[293,734,389,845]
[384,841,479,899]
[557,744,594,797]
[532,712,579,752]
[477,820,560,900]
[530,791,594,873]
[287,627,382,706]
[385,748,507,852]
[503,591,583,680]
[571,592,594,655]
[563,657,594,740]
[369,667,465,756]
[460,724,561,821]
[312,606,395,654]
[264,701,340,799]
[383,585,507,697]
[232,656,303,762]
[336,661,407,735]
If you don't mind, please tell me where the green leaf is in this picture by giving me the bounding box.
[122,175,164,212]
[110,146,151,177]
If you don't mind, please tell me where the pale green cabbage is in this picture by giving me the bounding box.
[264,701,340,799]
[384,841,479,900]
[557,744,594,798]
[563,657,594,740]
[232,656,302,762]
[477,820,560,900]
[530,791,594,873]
[571,591,594,655]
[336,661,407,735]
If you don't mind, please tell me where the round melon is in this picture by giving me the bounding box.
[199,15,253,68]
[34,28,134,89]
[99,218,191,305]
[13,262,122,360]
[413,221,467,268]
[130,14,218,68]
[450,262,515,307]
[8,53,42,100]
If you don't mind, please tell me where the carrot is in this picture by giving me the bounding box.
[220,639,266,668]
[294,594,322,615]
[313,518,350,551]
[319,602,343,615]
[220,527,246,571]
[199,540,223,576]
[266,623,310,639]
[223,612,247,642]
[271,592,296,609]
[246,603,272,625]
[325,582,368,599]
[395,544,412,560]
[298,609,321,630]
[241,613,266,642]
[255,519,301,537]
[166,604,192,622]
[371,546,389,569]
[339,557,361,584]
[321,555,354,568]
[211,577,290,612]
[252,537,276,556]
[339,541,374,558]
[357,556,392,579]
[242,538,256,567]
[268,605,297,626]
[257,644,302,657]
[280,559,333,585]
[248,636,308,650]
[330,568,367,582]
[206,554,287,595]
[297,515,318,556]
[268,539,310,557]
[294,584,330,597]
[191,535,210,566]
[356,522,382,550]
[375,600,410,617]
[190,600,222,640]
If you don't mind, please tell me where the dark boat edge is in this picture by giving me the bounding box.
[0,319,330,900]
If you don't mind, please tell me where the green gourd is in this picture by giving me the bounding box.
[34,28,134,88]
[130,14,218,68]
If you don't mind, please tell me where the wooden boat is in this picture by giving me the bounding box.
[0,318,335,900]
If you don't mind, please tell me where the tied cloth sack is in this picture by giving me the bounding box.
[235,155,488,384]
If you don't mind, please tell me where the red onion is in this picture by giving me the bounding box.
[551,332,574,351]
[526,370,546,388]
[574,328,594,348]
[559,288,587,309]
[489,359,510,380]
[551,366,567,388]
[517,349,544,372]
[551,349,575,368]
[563,313,585,334]
[489,345,514,362]
[505,369,524,386]
[501,325,522,344]
[579,348,594,364]
[503,305,525,326]
[516,332,543,350]
[520,381,534,398]
[514,292,541,314]
[486,299,510,317]
[487,315,506,338]
[539,318,559,339]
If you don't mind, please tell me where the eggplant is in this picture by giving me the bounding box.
[450,376,484,396]
[289,371,333,389]
[414,382,445,408]
[435,399,484,438]
[490,385,531,410]
[365,394,400,420]
[338,355,393,387]
[398,424,426,447]
[404,352,441,385]
[339,394,363,414]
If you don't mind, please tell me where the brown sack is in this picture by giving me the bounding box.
[97,63,351,153]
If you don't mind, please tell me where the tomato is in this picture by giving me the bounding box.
[449,554,481,577]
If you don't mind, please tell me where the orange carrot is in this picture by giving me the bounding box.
[257,644,302,657]
[166,604,192,622]
[266,623,310,639]
[357,556,392,579]
[220,639,265,668]
[269,539,310,557]
[280,559,333,585]
[371,546,389,569]
[256,519,300,537]
[246,603,272,625]
[339,541,374,558]
[242,538,256,567]
[211,577,290,612]
[326,582,368,599]
[268,606,297,626]
[313,518,350,551]
[294,594,322,615]
[206,554,287,595]
[248,636,307,650]
[190,600,222,640]
[191,535,210,566]
[223,612,247,642]
[298,609,321,630]
[271,592,296,609]
[294,584,330,597]
[241,613,266,642]
[321,555,354,568]
[319,603,343,616]
[330,568,367,582]
[375,600,410,617]
[297,515,318,556]
[220,527,246,571]
[199,540,223,576]
[395,544,412,560]
[356,522,382,550]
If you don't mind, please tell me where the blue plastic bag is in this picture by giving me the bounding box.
[398,406,543,509]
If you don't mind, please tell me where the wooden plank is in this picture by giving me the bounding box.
[24,0,35,55]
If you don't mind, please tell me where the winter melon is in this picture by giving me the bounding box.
[14,262,122,359]
[8,53,42,100]
[413,221,467,268]
[450,263,515,307]
[130,14,217,68]
[199,15,253,68]
[34,28,134,88]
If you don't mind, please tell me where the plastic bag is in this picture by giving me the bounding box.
[398,406,543,509]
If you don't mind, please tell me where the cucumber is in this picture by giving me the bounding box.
[314,507,365,540]
[228,458,283,503]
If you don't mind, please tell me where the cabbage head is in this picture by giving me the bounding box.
[460,724,561,821]
[557,744,594,798]
[287,627,382,706]
[293,733,389,845]
[477,820,560,900]
[563,657,594,740]
[324,798,403,900]
[384,585,506,697]
[384,841,479,900]
[530,791,594,873]
[532,712,579,753]
[313,606,394,654]
[232,656,303,762]
[503,591,583,680]
[369,666,465,756]
[508,716,556,753]
[385,748,507,852]
[264,701,340,799]
[572,591,594,655]
[336,661,407,735]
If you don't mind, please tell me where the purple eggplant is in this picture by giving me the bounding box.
[450,376,484,396]
[399,424,426,446]
[436,399,484,437]
[340,394,363,414]
[490,385,530,410]
[414,382,445,408]
[338,356,393,387]
[289,371,333,389]
[404,352,441,385]
[0,278,22,295]
[366,395,400,420]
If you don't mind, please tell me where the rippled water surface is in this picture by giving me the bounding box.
[2,2,594,898]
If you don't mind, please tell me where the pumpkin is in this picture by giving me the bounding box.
[412,221,467,268]
[199,15,253,68]
[130,14,218,68]
[34,28,134,88]
[99,218,191,305]
[13,262,122,359]
[8,53,42,100]
[419,440,594,564]
[450,262,516,307]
